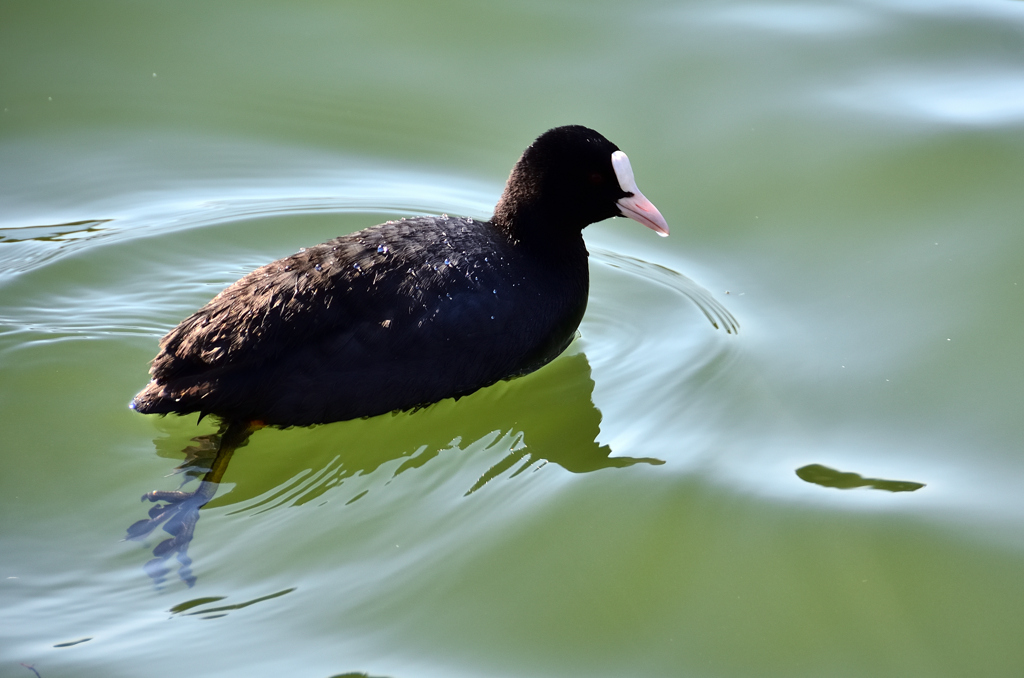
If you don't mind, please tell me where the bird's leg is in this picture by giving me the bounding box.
[126,419,260,587]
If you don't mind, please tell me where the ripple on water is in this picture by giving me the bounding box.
[581,249,740,468]
[830,70,1024,126]
[593,249,738,335]
[0,134,496,282]
[694,2,877,35]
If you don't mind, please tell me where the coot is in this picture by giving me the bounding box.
[131,125,669,426]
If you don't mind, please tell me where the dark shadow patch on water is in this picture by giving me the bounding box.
[52,637,92,648]
[169,588,296,620]
[796,463,925,492]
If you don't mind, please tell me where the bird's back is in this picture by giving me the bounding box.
[132,216,589,425]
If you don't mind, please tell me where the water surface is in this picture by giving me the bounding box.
[2,1,1024,677]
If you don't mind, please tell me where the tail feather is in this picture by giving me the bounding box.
[131,380,204,415]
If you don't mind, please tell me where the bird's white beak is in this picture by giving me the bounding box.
[612,150,670,237]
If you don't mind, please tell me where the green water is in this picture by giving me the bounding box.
[2,1,1024,677]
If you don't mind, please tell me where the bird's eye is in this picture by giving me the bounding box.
[589,172,604,184]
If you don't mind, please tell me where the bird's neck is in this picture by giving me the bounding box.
[491,196,589,254]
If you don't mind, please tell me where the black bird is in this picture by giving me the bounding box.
[126,125,669,585]
[131,125,668,427]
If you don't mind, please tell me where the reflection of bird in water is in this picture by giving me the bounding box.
[462,352,665,495]
[129,353,664,585]
[126,126,671,585]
